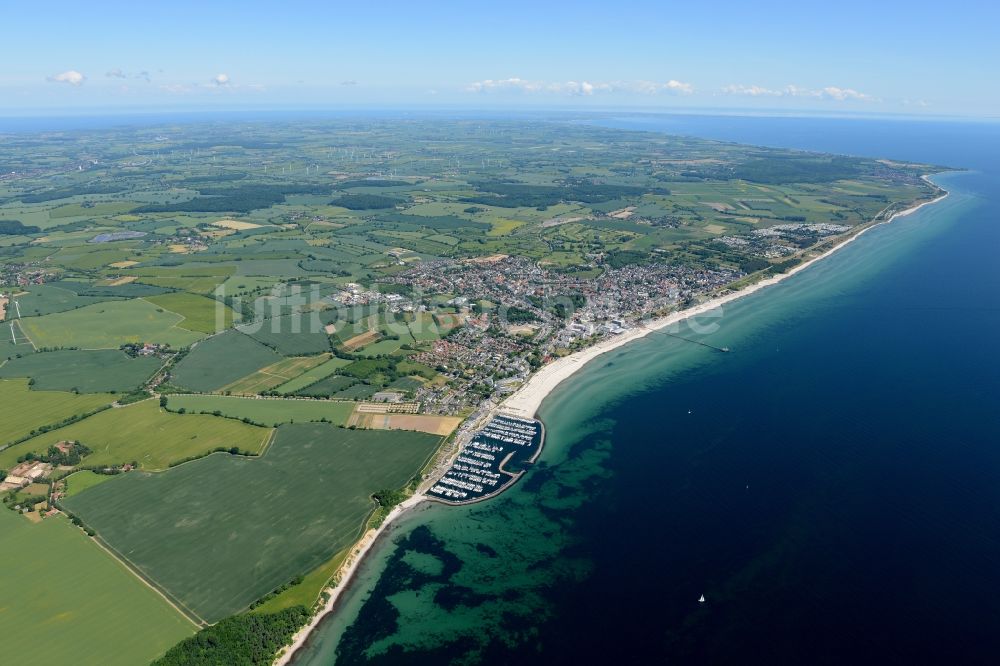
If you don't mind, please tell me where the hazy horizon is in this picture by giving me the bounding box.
[4,0,996,119]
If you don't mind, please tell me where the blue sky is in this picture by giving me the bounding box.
[2,0,996,117]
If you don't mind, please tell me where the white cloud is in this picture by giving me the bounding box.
[780,84,811,98]
[106,68,126,79]
[466,77,543,93]
[47,70,86,86]
[467,77,693,96]
[629,79,694,95]
[723,83,876,102]
[666,79,694,94]
[212,73,230,86]
[721,84,782,97]
[817,86,872,101]
[547,80,607,95]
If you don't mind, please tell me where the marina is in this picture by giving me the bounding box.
[427,414,544,504]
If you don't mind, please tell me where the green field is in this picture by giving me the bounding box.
[408,312,443,341]
[145,292,236,334]
[167,394,355,426]
[0,349,162,392]
[170,330,280,392]
[274,356,352,394]
[333,383,378,400]
[388,376,426,392]
[52,245,135,270]
[49,201,137,219]
[137,275,229,294]
[10,283,110,317]
[240,315,333,356]
[0,379,114,447]
[18,298,205,349]
[0,510,194,666]
[220,354,330,394]
[0,399,272,470]
[2,320,36,357]
[64,469,117,496]
[358,337,405,356]
[252,547,348,615]
[293,374,357,397]
[63,423,441,623]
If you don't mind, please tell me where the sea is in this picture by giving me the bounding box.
[281,114,1000,664]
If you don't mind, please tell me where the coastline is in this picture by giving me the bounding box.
[273,180,950,665]
[273,494,426,666]
[500,182,950,419]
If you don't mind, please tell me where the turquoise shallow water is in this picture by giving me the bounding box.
[293,118,1000,664]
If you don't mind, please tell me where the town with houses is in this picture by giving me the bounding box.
[327,252,749,414]
[3,217,862,424]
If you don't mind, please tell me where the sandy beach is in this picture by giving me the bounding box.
[274,182,949,665]
[500,185,949,419]
[273,495,426,666]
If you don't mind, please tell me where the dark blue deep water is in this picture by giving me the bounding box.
[294,115,1000,665]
